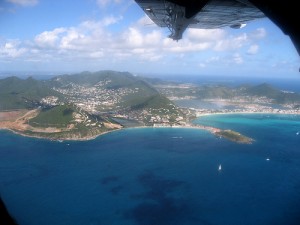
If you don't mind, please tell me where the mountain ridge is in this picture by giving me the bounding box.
[0,71,186,140]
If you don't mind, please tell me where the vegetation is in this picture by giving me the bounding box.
[0,76,62,110]
[156,81,300,104]
[120,80,159,107]
[0,71,185,140]
[50,70,137,88]
[28,105,75,128]
[215,130,253,144]
[2,70,298,141]
[26,103,121,140]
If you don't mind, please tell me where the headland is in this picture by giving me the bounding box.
[1,71,300,144]
[1,108,254,144]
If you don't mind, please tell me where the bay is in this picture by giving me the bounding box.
[1,114,300,225]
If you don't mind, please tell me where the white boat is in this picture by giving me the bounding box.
[218,164,222,171]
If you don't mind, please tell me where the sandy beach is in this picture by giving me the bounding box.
[196,110,300,117]
[1,108,299,142]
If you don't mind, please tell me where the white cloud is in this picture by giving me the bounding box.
[199,63,206,68]
[89,51,104,59]
[143,30,162,46]
[232,53,243,64]
[33,17,122,53]
[163,38,212,53]
[60,29,86,50]
[34,28,66,48]
[97,0,109,7]
[186,29,225,42]
[123,27,144,47]
[140,52,162,62]
[80,16,122,30]
[247,44,259,54]
[0,40,27,58]
[137,15,156,27]
[96,0,122,8]
[1,15,270,68]
[214,33,248,51]
[101,15,123,26]
[249,28,266,39]
[271,60,297,72]
[206,56,220,63]
[6,0,38,6]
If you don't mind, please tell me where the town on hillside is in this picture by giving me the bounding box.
[0,71,299,142]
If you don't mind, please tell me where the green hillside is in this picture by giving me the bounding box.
[50,70,137,87]
[29,105,75,128]
[156,80,300,104]
[121,80,160,107]
[242,83,300,103]
[245,83,280,98]
[216,130,253,144]
[50,70,180,115]
[27,104,121,140]
[0,76,62,110]
[198,85,234,99]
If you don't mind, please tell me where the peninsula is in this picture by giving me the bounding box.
[1,71,299,144]
[0,108,253,144]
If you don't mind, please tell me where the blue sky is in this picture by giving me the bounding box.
[0,0,299,78]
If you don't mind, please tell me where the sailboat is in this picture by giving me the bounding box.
[218,164,222,171]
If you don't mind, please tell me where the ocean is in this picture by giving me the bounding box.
[1,114,300,225]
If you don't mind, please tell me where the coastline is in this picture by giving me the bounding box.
[0,126,125,142]
[196,111,300,117]
[0,122,238,143]
[1,111,299,143]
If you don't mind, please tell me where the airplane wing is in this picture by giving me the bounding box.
[134,0,265,40]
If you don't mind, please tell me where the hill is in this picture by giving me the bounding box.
[28,104,76,128]
[0,76,62,110]
[49,71,185,125]
[0,71,187,140]
[50,70,138,88]
[156,81,300,104]
[241,83,300,104]
[26,104,122,140]
[51,71,160,107]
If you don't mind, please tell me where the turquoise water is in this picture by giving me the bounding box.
[1,114,300,225]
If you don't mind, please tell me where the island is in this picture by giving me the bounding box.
[1,70,299,144]
[215,130,253,144]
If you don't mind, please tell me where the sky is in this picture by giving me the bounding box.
[0,0,299,78]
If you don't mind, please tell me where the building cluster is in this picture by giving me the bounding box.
[114,108,185,125]
[204,96,274,104]
[40,96,59,106]
[194,104,300,116]
[52,80,186,126]
[53,80,136,113]
[48,80,300,128]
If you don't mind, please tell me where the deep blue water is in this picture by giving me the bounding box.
[1,114,300,225]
